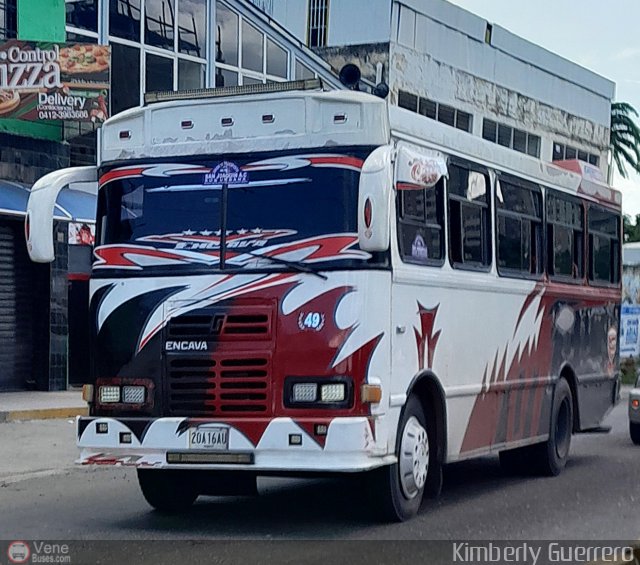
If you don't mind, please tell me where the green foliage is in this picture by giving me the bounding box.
[621,356,638,385]
[624,213,640,242]
[611,101,640,179]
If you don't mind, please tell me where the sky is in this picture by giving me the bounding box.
[447,0,640,216]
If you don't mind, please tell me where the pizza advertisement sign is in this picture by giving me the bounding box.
[0,40,110,123]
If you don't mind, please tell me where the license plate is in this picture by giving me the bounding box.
[188,426,229,450]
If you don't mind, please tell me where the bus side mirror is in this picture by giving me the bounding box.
[26,166,98,263]
[358,145,394,252]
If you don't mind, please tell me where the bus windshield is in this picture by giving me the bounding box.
[96,148,377,273]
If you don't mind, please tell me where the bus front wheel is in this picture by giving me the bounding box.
[367,395,436,522]
[137,469,198,513]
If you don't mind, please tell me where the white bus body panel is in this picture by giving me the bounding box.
[26,166,97,263]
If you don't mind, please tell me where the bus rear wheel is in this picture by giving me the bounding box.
[367,395,436,522]
[536,377,573,476]
[137,469,198,513]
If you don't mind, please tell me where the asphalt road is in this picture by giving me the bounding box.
[0,398,639,563]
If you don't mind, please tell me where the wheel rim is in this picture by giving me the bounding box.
[399,416,429,500]
[555,397,571,459]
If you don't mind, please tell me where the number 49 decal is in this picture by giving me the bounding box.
[298,311,325,331]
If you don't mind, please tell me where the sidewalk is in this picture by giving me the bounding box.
[0,390,88,422]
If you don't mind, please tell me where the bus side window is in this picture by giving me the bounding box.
[495,176,543,277]
[588,206,620,285]
[447,164,491,270]
[396,179,445,265]
[546,191,584,281]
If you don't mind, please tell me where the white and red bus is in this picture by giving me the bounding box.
[27,80,621,521]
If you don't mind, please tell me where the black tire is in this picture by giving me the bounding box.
[137,469,198,513]
[367,395,439,522]
[536,378,573,476]
[630,422,640,445]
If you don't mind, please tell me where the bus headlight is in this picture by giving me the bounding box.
[122,386,146,404]
[292,383,317,403]
[99,386,121,403]
[320,383,346,402]
[285,378,352,408]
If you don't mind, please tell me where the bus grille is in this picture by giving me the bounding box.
[167,309,272,341]
[166,355,271,416]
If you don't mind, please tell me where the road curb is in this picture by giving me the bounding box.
[0,406,88,423]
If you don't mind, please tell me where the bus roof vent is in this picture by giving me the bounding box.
[144,78,323,105]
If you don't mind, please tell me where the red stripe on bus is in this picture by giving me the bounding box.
[99,167,147,186]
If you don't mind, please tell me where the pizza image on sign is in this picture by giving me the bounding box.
[59,44,109,74]
[0,39,110,123]
[0,89,20,115]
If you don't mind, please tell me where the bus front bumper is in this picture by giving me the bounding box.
[76,416,393,473]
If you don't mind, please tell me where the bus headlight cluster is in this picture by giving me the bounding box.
[98,385,146,404]
[286,378,352,408]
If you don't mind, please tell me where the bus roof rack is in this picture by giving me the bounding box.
[144,78,324,105]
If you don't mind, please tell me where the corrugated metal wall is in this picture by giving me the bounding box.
[0,220,49,391]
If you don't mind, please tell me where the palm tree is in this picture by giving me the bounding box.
[611,101,640,179]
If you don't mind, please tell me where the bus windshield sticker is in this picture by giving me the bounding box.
[411,234,429,260]
[137,229,296,250]
[204,161,249,185]
[396,144,448,189]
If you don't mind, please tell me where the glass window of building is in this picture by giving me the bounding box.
[146,53,174,92]
[178,59,205,89]
[102,0,208,111]
[216,1,239,66]
[145,0,175,51]
[216,67,238,87]
[215,2,292,85]
[266,38,287,78]
[110,0,142,42]
[111,43,141,114]
[242,20,263,73]
[178,0,206,57]
[295,59,315,80]
[242,75,263,85]
[0,0,17,40]
[66,0,98,32]
[307,0,328,48]
[66,31,98,43]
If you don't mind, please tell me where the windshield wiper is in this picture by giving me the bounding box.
[240,250,328,280]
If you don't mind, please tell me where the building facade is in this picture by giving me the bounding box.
[65,0,339,115]
[269,0,615,179]
[0,0,76,392]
